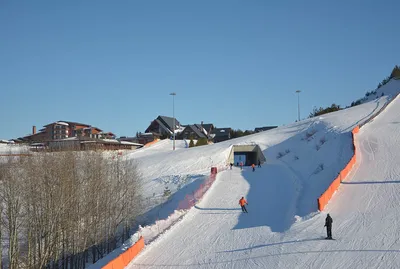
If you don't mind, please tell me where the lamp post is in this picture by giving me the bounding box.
[296,90,301,121]
[170,92,176,150]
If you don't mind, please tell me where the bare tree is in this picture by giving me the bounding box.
[0,150,142,268]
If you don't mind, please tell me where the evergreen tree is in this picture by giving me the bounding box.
[163,186,171,198]
[189,139,195,147]
[391,65,400,79]
[196,137,208,146]
[243,130,254,136]
[309,103,341,118]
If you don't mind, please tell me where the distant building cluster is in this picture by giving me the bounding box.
[12,121,142,151]
[8,116,277,152]
[144,116,232,143]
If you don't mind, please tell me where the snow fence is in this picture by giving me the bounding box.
[143,139,160,147]
[177,167,219,210]
[101,237,145,269]
[100,165,226,268]
[318,92,400,211]
[317,126,359,210]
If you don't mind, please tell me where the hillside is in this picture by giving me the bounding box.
[352,77,400,106]
[122,83,400,268]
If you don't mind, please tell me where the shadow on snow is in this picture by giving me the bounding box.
[233,121,354,233]
[232,163,298,232]
[135,174,206,226]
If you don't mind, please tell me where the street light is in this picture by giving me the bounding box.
[170,92,176,150]
[296,90,301,121]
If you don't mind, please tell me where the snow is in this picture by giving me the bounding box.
[0,139,13,144]
[174,126,184,133]
[101,138,120,143]
[56,121,69,126]
[119,141,143,146]
[0,143,29,154]
[61,137,79,141]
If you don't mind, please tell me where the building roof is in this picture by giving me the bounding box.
[43,121,79,127]
[201,124,214,131]
[186,125,207,138]
[102,132,116,136]
[76,126,103,132]
[212,128,232,137]
[192,123,214,136]
[21,131,47,140]
[62,121,91,127]
[155,119,172,134]
[157,115,180,132]
[55,121,69,126]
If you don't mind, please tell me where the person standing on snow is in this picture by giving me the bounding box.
[239,197,248,213]
[324,213,333,239]
[258,159,261,168]
[240,161,243,170]
[251,163,255,172]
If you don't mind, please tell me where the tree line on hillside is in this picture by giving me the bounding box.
[309,65,400,118]
[230,129,255,138]
[309,104,341,118]
[350,65,400,107]
[0,151,142,269]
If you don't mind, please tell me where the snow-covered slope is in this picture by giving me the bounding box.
[354,78,400,105]
[104,89,400,268]
[123,93,400,268]
[127,96,390,210]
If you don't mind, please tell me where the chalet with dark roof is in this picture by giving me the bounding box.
[199,122,214,137]
[212,128,232,143]
[179,125,207,140]
[178,122,215,140]
[145,115,181,136]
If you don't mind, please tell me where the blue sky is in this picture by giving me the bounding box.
[1,1,399,139]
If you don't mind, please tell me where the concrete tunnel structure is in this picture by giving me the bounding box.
[227,144,266,166]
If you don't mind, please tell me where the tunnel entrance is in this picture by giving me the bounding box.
[228,144,266,166]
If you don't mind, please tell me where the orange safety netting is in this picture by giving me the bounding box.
[101,237,145,269]
[317,126,359,211]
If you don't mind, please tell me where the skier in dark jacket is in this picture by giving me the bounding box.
[258,159,261,168]
[324,213,333,239]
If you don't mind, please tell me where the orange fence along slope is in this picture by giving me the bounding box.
[317,126,359,211]
[101,236,145,269]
